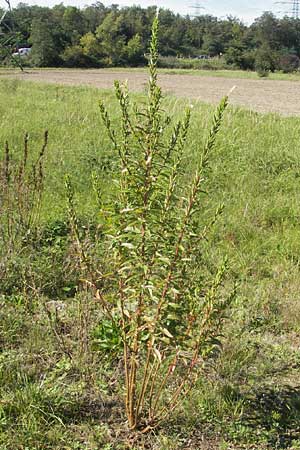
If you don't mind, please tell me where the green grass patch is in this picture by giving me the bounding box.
[2,66,300,82]
[1,78,300,448]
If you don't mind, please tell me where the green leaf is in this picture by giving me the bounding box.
[162,327,173,338]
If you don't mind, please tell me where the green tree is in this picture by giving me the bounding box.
[96,11,126,65]
[6,3,300,70]
[29,18,61,66]
[225,23,255,69]
[201,17,239,56]
[80,32,102,59]
[62,6,86,45]
[125,33,145,65]
[252,12,280,50]
[255,44,278,76]
[83,2,107,32]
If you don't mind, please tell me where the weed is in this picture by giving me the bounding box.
[96,15,234,432]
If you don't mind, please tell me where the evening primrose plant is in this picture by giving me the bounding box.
[95,16,234,432]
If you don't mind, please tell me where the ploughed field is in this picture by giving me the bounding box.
[3,68,300,116]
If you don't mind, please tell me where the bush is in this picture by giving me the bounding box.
[125,34,146,66]
[225,47,256,71]
[157,55,231,70]
[61,45,101,68]
[279,53,300,73]
[255,45,278,77]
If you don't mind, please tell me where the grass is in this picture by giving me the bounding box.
[1,78,300,448]
[2,66,300,82]
[160,68,300,81]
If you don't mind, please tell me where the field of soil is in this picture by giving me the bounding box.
[3,68,300,116]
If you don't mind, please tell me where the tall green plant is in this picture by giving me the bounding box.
[97,15,233,432]
[0,131,48,251]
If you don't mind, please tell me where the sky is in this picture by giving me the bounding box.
[6,0,281,24]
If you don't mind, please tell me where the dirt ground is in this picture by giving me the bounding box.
[4,68,300,116]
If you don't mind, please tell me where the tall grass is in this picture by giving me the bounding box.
[0,131,47,247]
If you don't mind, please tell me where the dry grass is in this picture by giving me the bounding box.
[2,69,300,115]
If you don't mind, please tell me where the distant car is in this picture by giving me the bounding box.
[196,55,209,60]
[12,48,31,57]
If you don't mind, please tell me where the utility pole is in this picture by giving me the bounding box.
[190,1,205,18]
[276,0,300,18]
[292,0,300,18]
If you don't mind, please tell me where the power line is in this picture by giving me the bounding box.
[190,1,205,18]
[275,0,300,18]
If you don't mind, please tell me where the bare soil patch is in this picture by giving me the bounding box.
[3,68,300,116]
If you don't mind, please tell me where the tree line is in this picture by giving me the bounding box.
[2,2,300,73]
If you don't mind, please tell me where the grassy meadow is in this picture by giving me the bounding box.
[162,68,300,81]
[1,77,300,449]
[3,66,300,82]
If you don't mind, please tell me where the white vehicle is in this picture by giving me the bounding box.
[12,47,31,57]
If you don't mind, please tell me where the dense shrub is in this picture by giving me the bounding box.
[61,45,101,68]
[158,55,232,70]
[255,45,278,77]
[279,53,300,73]
[225,47,256,70]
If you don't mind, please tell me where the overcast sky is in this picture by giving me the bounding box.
[6,0,281,24]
